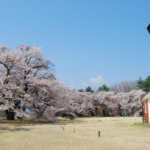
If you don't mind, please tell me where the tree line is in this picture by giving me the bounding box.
[78,77,150,93]
[0,44,147,121]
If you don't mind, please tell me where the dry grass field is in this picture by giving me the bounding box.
[0,117,150,150]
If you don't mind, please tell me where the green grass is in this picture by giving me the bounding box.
[133,122,150,127]
[0,117,150,150]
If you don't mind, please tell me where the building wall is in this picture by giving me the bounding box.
[143,100,149,123]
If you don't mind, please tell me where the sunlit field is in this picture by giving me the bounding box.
[0,117,150,150]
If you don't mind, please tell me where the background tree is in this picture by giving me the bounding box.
[111,81,137,93]
[136,76,150,92]
[85,86,94,93]
[144,76,150,92]
[78,89,84,92]
[136,77,145,91]
[97,84,110,92]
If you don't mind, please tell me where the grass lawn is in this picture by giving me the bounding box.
[0,117,150,150]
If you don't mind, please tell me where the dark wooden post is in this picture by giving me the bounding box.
[98,131,100,137]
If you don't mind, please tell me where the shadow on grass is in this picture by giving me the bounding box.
[0,127,30,132]
[0,118,52,125]
[0,117,85,126]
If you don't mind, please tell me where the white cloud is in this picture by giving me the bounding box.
[90,75,104,87]
[75,75,105,90]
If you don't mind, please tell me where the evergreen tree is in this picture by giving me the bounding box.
[85,86,94,93]
[97,84,110,92]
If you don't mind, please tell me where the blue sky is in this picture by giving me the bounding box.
[0,0,150,90]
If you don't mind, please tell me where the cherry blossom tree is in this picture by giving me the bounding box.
[93,90,145,116]
[0,44,146,121]
[46,80,145,118]
[0,44,55,120]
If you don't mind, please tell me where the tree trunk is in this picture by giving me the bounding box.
[103,109,106,117]
[5,110,15,120]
